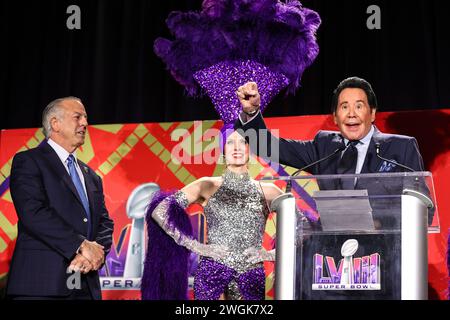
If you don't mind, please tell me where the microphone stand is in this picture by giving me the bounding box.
[375,143,415,172]
[286,145,346,193]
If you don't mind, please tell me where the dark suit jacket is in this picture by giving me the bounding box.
[235,112,425,175]
[7,141,114,299]
[235,113,431,224]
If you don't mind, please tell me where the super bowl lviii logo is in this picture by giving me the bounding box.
[99,183,161,290]
[313,239,381,290]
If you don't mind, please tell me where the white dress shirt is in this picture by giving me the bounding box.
[47,138,88,197]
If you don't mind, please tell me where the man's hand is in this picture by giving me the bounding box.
[236,82,261,116]
[68,254,94,274]
[78,240,105,270]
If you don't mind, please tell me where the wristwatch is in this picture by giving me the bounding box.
[244,108,259,117]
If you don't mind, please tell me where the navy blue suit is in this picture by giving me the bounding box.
[7,141,114,299]
[235,112,432,222]
[235,112,425,176]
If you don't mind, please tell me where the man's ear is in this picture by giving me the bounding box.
[50,116,60,133]
[371,108,377,123]
[333,112,338,125]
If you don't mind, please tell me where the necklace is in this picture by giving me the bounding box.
[222,168,250,181]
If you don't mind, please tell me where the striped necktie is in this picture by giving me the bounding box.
[67,154,91,237]
[337,140,359,189]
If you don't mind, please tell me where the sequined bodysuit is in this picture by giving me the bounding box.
[194,170,269,299]
[205,170,268,272]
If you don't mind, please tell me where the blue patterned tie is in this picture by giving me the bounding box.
[337,140,359,189]
[67,154,91,237]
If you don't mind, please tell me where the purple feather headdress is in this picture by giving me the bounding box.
[154,0,321,124]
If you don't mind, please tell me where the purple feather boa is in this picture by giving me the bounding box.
[140,190,193,300]
[154,0,321,96]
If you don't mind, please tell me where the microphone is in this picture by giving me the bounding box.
[375,143,415,172]
[286,145,346,193]
[375,143,424,201]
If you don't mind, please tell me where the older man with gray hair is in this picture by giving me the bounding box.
[6,97,114,300]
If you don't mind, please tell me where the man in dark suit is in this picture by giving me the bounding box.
[235,77,425,180]
[7,97,114,300]
[234,77,429,299]
[235,77,431,222]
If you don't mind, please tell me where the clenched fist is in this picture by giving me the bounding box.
[236,82,261,117]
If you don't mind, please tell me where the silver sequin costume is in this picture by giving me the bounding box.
[205,170,269,272]
[171,170,270,270]
[168,170,270,299]
[202,170,269,298]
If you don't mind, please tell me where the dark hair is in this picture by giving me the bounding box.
[331,77,378,113]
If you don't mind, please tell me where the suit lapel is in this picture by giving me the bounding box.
[79,161,97,217]
[40,141,85,207]
[324,133,344,175]
[319,134,344,190]
[79,162,101,240]
[360,126,385,174]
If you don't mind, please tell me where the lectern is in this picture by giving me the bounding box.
[265,172,438,300]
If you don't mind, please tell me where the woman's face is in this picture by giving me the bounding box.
[224,131,249,166]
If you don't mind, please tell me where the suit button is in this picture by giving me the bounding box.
[83,218,88,222]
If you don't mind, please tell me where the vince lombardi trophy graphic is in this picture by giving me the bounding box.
[340,239,359,285]
[123,183,160,278]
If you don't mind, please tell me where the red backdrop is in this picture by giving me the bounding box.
[0,109,448,299]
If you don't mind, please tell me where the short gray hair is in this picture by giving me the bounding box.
[42,96,82,139]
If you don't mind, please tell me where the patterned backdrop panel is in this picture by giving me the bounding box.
[1,110,449,299]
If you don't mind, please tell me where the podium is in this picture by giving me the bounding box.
[262,172,439,300]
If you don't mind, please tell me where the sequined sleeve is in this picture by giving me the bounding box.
[173,190,189,209]
[151,190,189,231]
[151,190,190,246]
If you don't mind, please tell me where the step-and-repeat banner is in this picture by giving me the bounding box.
[1,109,449,299]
